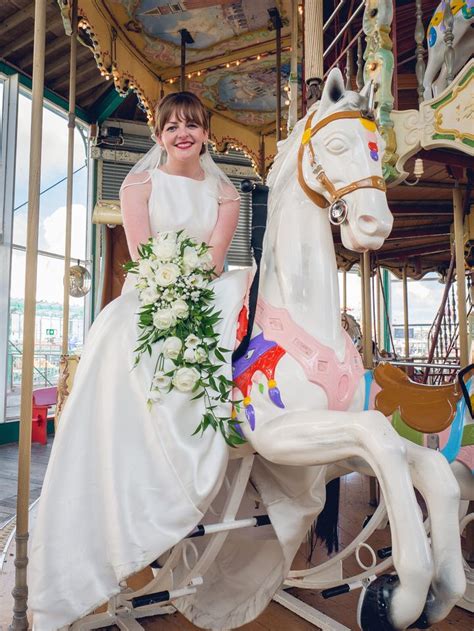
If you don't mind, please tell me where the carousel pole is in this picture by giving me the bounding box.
[304,0,324,104]
[342,268,347,312]
[61,0,78,360]
[362,251,373,369]
[179,29,194,92]
[10,1,47,628]
[402,264,410,359]
[453,185,468,366]
[288,0,299,131]
[269,8,283,141]
[376,268,383,351]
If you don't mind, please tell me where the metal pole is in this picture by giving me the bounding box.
[342,268,347,312]
[276,18,282,141]
[402,265,409,358]
[269,8,283,141]
[180,30,186,91]
[62,0,77,357]
[179,29,194,92]
[362,251,373,368]
[10,1,47,628]
[288,0,299,131]
[376,268,382,351]
[304,0,324,103]
[382,268,391,353]
[453,185,468,366]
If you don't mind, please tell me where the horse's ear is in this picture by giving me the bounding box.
[318,68,346,113]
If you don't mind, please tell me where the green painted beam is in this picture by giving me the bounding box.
[89,86,126,124]
[0,61,92,123]
[0,419,54,445]
[382,267,391,352]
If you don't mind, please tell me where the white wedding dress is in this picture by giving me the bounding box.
[29,170,326,630]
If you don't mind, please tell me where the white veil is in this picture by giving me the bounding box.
[119,138,240,203]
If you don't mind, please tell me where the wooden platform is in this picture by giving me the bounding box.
[0,440,472,630]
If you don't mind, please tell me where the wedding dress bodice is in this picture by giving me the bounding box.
[149,169,218,243]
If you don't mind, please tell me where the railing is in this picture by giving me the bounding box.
[387,359,460,385]
[425,271,473,384]
[7,349,60,391]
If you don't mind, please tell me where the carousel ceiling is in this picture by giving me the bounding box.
[0,0,471,279]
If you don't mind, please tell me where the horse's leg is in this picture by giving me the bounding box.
[247,409,432,630]
[404,441,466,624]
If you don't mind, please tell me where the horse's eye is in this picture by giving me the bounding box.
[326,137,347,154]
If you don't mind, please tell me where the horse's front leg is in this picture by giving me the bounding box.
[246,409,433,630]
[404,441,466,624]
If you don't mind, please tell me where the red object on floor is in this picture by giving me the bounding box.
[32,387,57,445]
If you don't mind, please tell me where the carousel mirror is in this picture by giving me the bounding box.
[68,262,91,297]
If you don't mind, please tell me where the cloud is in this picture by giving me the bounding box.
[42,203,87,260]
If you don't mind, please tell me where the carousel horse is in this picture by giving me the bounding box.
[232,68,466,630]
[72,70,465,631]
[423,0,474,100]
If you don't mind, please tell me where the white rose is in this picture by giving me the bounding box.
[140,286,160,305]
[194,346,207,363]
[187,273,206,289]
[162,336,182,359]
[172,367,200,392]
[172,299,189,319]
[138,259,155,279]
[153,371,172,390]
[153,238,177,261]
[199,251,214,270]
[182,246,200,273]
[185,334,200,348]
[136,279,148,290]
[155,263,180,287]
[153,308,176,330]
[183,347,196,363]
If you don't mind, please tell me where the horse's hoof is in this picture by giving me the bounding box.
[408,589,434,629]
[358,574,399,631]
[408,612,430,629]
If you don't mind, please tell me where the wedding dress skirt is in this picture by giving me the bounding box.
[29,170,326,630]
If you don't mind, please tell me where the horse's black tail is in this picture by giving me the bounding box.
[308,478,340,560]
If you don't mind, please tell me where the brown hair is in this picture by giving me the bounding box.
[155,92,209,154]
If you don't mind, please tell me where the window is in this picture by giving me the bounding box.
[1,84,91,423]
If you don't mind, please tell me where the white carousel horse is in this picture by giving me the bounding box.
[72,69,465,631]
[233,68,466,630]
[423,0,474,100]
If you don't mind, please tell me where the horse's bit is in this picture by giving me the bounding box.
[297,110,386,225]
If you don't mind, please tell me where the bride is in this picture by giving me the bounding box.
[28,92,251,629]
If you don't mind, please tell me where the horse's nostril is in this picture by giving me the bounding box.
[358,214,378,235]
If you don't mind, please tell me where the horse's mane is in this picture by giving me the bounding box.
[266,89,364,220]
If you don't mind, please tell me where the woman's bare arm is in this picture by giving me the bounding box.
[120,173,153,260]
[208,184,240,274]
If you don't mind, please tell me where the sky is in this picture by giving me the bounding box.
[10,92,89,303]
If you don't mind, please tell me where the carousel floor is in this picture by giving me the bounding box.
[0,439,472,630]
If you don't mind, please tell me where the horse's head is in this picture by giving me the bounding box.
[299,69,393,252]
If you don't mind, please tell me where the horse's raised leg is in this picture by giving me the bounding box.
[404,441,466,624]
[246,409,433,630]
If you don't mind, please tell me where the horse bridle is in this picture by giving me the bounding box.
[297,110,386,225]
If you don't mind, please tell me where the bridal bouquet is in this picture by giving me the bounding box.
[124,231,245,447]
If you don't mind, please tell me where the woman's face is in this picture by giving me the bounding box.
[158,113,208,164]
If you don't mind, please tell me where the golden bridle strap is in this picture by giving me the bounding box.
[297,110,386,209]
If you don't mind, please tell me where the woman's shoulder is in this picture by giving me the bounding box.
[120,171,153,197]
[218,181,240,205]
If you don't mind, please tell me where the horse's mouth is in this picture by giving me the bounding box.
[341,223,385,253]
